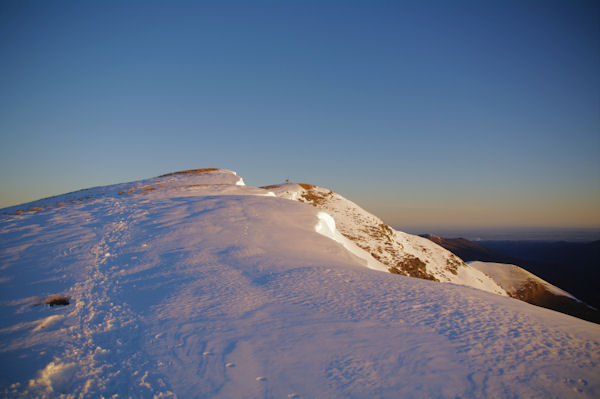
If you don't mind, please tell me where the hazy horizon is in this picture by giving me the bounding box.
[1,0,598,228]
[401,225,600,242]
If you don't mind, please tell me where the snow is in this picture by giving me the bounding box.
[469,261,576,299]
[1,169,599,398]
[267,183,508,296]
[315,211,388,272]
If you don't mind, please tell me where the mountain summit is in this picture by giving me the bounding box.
[1,169,599,398]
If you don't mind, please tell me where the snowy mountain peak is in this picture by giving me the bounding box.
[264,182,508,296]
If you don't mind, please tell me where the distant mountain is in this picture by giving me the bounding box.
[419,234,505,262]
[1,169,599,397]
[480,240,600,265]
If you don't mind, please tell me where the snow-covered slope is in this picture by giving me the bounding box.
[420,233,600,322]
[264,183,507,296]
[469,261,575,299]
[1,169,599,398]
[468,261,600,322]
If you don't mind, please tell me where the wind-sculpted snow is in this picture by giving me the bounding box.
[315,212,388,272]
[1,169,599,398]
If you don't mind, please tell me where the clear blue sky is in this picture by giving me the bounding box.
[1,0,599,229]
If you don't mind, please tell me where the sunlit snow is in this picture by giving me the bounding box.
[0,169,598,398]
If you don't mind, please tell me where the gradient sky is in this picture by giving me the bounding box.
[1,0,599,229]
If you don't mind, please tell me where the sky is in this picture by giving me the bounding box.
[1,0,599,231]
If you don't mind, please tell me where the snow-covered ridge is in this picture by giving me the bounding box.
[265,183,507,296]
[1,169,599,398]
[158,168,246,186]
[1,168,251,216]
[420,234,600,321]
[4,170,504,295]
[469,261,576,299]
[466,261,600,321]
